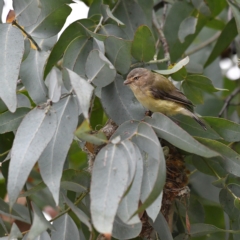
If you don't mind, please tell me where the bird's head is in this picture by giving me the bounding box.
[124,68,153,88]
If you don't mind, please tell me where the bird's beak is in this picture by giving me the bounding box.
[123,79,131,85]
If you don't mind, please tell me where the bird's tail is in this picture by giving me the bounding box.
[192,114,207,131]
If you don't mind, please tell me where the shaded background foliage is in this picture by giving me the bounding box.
[1,0,240,239]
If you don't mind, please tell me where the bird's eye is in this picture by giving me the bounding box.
[134,76,139,80]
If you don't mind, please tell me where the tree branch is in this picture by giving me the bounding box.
[131,58,169,68]
[218,87,240,117]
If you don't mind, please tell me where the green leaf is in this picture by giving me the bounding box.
[99,24,128,39]
[52,214,79,240]
[23,232,51,240]
[0,0,4,24]
[13,0,41,27]
[65,68,94,119]
[171,115,221,140]
[38,96,78,205]
[178,16,198,43]
[75,120,107,145]
[104,36,132,74]
[26,0,72,38]
[0,108,31,134]
[63,194,92,231]
[101,4,124,25]
[182,80,204,104]
[206,18,225,30]
[234,197,240,211]
[228,0,240,35]
[190,223,226,237]
[90,140,131,234]
[171,67,188,81]
[101,75,145,125]
[204,18,238,67]
[9,223,22,239]
[196,137,240,177]
[203,117,240,142]
[63,36,93,77]
[131,25,155,62]
[85,49,116,87]
[0,24,24,112]
[153,56,189,75]
[8,108,58,207]
[20,50,49,104]
[145,113,218,158]
[44,20,89,78]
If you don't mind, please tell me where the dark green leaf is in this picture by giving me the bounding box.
[192,0,211,16]
[190,223,225,237]
[234,197,240,211]
[101,74,145,124]
[228,0,240,35]
[63,36,93,76]
[204,18,238,67]
[0,24,24,112]
[101,4,124,25]
[203,117,240,142]
[85,49,116,87]
[178,16,198,43]
[182,80,204,104]
[38,97,78,205]
[105,36,132,74]
[196,137,240,177]
[145,113,218,158]
[131,25,155,62]
[23,232,51,240]
[99,24,128,39]
[8,108,57,207]
[44,20,89,78]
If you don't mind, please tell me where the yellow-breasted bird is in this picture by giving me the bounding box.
[124,68,207,130]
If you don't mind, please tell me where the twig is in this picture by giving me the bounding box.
[131,58,169,68]
[185,32,221,56]
[160,3,168,29]
[218,87,240,117]
[12,20,41,51]
[24,184,33,224]
[0,149,10,157]
[94,16,103,33]
[152,10,170,65]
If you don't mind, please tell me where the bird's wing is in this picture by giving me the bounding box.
[150,86,194,112]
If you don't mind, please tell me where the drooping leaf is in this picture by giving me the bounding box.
[27,203,53,240]
[192,0,211,16]
[228,0,240,35]
[64,68,94,119]
[145,113,218,158]
[85,49,116,87]
[8,223,22,239]
[112,215,142,239]
[104,36,132,74]
[182,80,204,104]
[63,194,92,231]
[153,56,189,75]
[101,4,124,26]
[45,67,61,103]
[196,137,240,177]
[13,0,41,27]
[203,117,240,142]
[20,50,49,104]
[178,16,198,43]
[131,25,155,62]
[23,232,51,240]
[117,144,143,225]
[0,24,24,112]
[0,108,30,134]
[26,0,72,38]
[38,96,78,205]
[204,18,238,67]
[63,36,93,76]
[101,74,145,125]
[90,140,131,234]
[8,108,57,207]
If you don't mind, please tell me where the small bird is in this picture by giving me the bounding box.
[123,68,206,130]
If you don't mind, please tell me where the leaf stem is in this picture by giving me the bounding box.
[185,32,221,56]
[202,158,221,179]
[131,58,169,68]
[94,16,103,33]
[0,149,10,157]
[12,20,41,51]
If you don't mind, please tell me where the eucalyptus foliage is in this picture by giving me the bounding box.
[1,0,240,239]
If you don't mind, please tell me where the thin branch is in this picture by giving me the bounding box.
[12,20,41,51]
[218,87,240,117]
[0,149,10,157]
[94,16,103,33]
[24,184,33,224]
[131,57,169,68]
[152,10,170,65]
[185,32,221,56]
